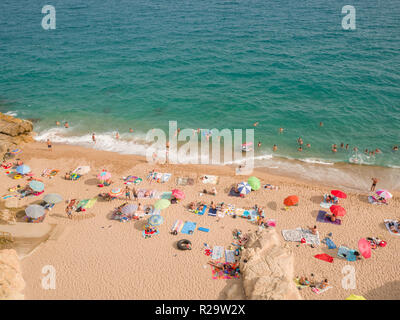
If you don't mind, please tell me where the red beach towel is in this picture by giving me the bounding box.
[314,253,334,263]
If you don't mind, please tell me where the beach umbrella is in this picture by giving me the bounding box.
[25,204,45,219]
[109,188,123,197]
[73,166,90,175]
[331,190,347,199]
[154,199,170,210]
[284,195,299,207]
[375,189,392,200]
[121,204,137,215]
[10,148,22,155]
[16,165,31,175]
[330,205,346,217]
[97,171,111,181]
[172,189,185,200]
[28,180,45,192]
[247,176,261,191]
[345,294,366,300]
[43,193,63,204]
[148,214,164,226]
[238,182,252,195]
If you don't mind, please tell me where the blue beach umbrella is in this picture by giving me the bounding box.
[16,165,31,175]
[238,182,252,195]
[148,214,164,227]
[29,180,45,192]
[25,204,45,219]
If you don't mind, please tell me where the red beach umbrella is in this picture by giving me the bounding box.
[330,205,346,216]
[331,190,347,199]
[172,189,185,200]
[284,195,299,207]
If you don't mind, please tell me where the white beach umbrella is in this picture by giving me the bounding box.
[73,166,91,175]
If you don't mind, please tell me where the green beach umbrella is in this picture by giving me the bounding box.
[154,199,170,210]
[43,193,63,204]
[247,176,261,191]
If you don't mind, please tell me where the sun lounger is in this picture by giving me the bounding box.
[316,211,342,225]
[181,221,197,235]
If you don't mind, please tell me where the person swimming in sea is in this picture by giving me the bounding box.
[279,127,284,133]
[297,137,303,145]
[319,122,323,127]
[273,144,277,152]
[393,146,398,151]
[64,121,69,128]
[306,143,311,148]
[258,141,261,147]
[298,146,303,152]
[332,144,337,152]
[253,122,259,127]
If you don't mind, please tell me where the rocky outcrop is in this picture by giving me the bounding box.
[0,209,16,225]
[234,228,301,300]
[0,113,34,153]
[0,249,25,299]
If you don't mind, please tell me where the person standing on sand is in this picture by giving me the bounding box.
[92,133,96,143]
[47,139,52,151]
[125,186,131,200]
[371,178,379,191]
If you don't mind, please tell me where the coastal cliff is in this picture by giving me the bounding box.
[0,112,34,153]
[229,228,301,300]
[0,249,25,299]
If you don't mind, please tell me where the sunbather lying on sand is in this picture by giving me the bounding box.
[325,213,337,222]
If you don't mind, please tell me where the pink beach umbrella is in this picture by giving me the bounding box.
[97,171,111,181]
[375,189,392,200]
[172,189,185,200]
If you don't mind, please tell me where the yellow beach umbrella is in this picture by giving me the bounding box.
[346,294,366,300]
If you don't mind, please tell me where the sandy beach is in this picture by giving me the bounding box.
[1,141,399,300]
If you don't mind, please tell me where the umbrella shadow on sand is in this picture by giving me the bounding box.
[267,201,277,211]
[310,196,322,204]
[364,280,400,300]
[134,219,148,231]
[357,194,370,204]
[84,178,98,186]
[310,210,320,219]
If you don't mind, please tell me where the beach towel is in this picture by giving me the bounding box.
[337,246,357,261]
[160,191,172,200]
[200,175,219,185]
[171,219,184,234]
[210,261,240,280]
[281,228,321,246]
[161,173,171,183]
[176,177,194,186]
[320,202,332,209]
[223,204,236,216]
[211,246,224,260]
[198,227,209,232]
[312,286,332,294]
[142,229,160,239]
[384,219,400,236]
[314,253,334,263]
[322,237,337,249]
[316,211,342,225]
[181,221,197,235]
[196,205,207,216]
[208,208,217,217]
[293,278,309,289]
[225,250,236,263]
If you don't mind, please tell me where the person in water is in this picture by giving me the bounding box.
[273,144,277,152]
[319,122,323,127]
[258,141,261,147]
[332,144,337,152]
[92,133,96,143]
[64,122,69,128]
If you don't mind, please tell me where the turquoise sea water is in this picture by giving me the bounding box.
[0,0,399,172]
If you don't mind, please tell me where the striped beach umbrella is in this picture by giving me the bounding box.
[238,182,251,195]
[25,204,45,219]
[121,204,137,215]
[73,166,90,175]
[16,165,31,175]
[148,214,164,226]
[154,199,170,210]
[29,180,45,192]
[43,193,62,204]
[375,189,392,200]
[247,176,261,191]
[172,189,185,200]
[97,171,111,181]
[10,148,22,155]
[109,188,123,197]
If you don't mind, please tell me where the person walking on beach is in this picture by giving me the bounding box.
[47,139,52,151]
[132,186,137,201]
[371,178,379,191]
[92,133,96,143]
[125,186,131,200]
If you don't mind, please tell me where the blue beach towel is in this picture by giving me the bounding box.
[208,208,217,217]
[181,222,197,234]
[197,205,207,216]
[322,237,337,249]
[198,227,209,232]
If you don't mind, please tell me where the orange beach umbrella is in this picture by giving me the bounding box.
[284,195,299,207]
